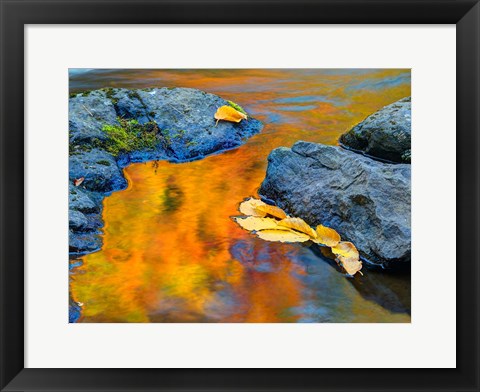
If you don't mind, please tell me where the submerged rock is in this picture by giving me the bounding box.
[69,230,103,255]
[340,97,411,163]
[259,141,411,268]
[68,87,263,255]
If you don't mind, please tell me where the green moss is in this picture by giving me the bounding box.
[172,129,186,139]
[101,118,159,157]
[102,88,119,105]
[227,100,247,115]
[70,142,93,155]
[69,90,91,99]
[186,140,197,148]
[127,90,142,101]
[160,129,171,144]
[96,160,111,166]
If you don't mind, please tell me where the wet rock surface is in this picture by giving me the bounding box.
[69,149,127,193]
[259,141,411,268]
[339,97,411,163]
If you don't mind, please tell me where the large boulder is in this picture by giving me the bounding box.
[69,87,263,163]
[259,141,411,268]
[107,87,263,162]
[339,97,411,163]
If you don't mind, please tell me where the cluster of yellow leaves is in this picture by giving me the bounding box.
[233,198,363,276]
[214,105,248,125]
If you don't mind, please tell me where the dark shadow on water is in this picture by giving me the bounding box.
[309,245,411,315]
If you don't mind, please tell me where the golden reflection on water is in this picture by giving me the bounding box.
[70,69,411,323]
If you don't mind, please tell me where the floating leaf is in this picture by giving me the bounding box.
[278,217,317,239]
[337,255,363,276]
[214,105,248,124]
[331,241,359,259]
[331,242,362,276]
[234,216,289,232]
[313,224,341,247]
[239,198,267,217]
[254,204,288,220]
[234,196,363,278]
[74,177,84,187]
[256,229,311,243]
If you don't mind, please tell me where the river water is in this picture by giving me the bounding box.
[69,69,411,323]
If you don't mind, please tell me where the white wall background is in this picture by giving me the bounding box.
[25,25,456,368]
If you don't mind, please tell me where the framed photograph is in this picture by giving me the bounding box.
[1,0,478,391]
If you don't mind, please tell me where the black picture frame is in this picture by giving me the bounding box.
[1,1,478,391]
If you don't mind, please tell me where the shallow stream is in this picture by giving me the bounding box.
[70,69,411,322]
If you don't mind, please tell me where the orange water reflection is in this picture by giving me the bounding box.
[70,69,411,323]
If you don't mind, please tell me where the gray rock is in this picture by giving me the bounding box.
[69,184,100,213]
[69,90,119,144]
[84,213,104,231]
[69,210,89,232]
[340,97,411,163]
[259,141,411,267]
[69,149,127,193]
[109,87,263,162]
[69,230,103,254]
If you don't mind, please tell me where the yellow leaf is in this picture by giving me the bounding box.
[331,241,359,259]
[214,105,248,124]
[238,198,267,217]
[256,229,311,243]
[278,217,317,239]
[254,204,288,220]
[337,255,363,276]
[313,224,341,247]
[233,216,289,232]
